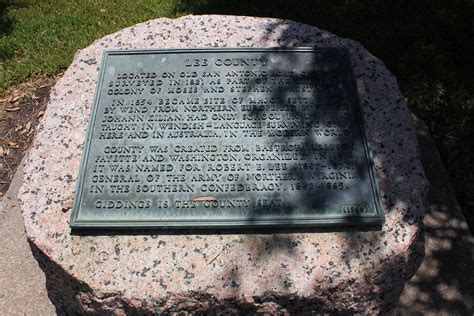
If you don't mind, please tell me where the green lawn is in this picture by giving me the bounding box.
[1,0,473,225]
[0,0,181,91]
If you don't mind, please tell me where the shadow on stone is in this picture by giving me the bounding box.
[175,0,474,235]
[20,15,427,314]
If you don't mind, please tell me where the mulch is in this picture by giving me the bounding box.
[0,74,60,196]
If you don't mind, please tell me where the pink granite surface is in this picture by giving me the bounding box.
[19,15,428,314]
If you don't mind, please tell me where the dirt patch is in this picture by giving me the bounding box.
[0,74,60,196]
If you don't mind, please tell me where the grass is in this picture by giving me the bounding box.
[0,0,180,91]
[1,0,473,226]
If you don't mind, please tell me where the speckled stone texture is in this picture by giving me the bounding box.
[19,15,428,314]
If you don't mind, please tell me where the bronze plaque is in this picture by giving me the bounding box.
[70,48,384,229]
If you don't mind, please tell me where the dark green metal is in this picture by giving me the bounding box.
[70,47,384,229]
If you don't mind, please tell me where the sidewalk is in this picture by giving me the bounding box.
[394,117,474,314]
[0,117,473,315]
[0,155,55,315]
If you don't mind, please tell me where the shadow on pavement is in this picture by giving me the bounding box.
[394,116,474,314]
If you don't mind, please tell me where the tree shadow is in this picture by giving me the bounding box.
[170,19,423,314]
[174,0,473,90]
[174,0,474,233]
[0,0,13,60]
[0,0,29,60]
[0,0,13,36]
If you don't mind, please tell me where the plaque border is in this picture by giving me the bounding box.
[69,47,384,229]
